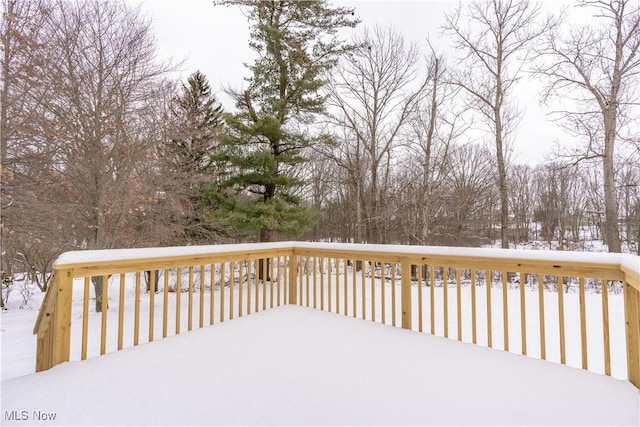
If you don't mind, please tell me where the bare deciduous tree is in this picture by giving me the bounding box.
[324,25,428,244]
[403,41,467,245]
[535,0,640,253]
[1,0,53,301]
[508,164,534,245]
[444,0,554,248]
[3,1,172,310]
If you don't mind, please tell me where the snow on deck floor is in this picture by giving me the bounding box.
[2,306,639,426]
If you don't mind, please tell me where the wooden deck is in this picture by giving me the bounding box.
[5,305,639,426]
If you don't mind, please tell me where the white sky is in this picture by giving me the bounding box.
[131,0,582,165]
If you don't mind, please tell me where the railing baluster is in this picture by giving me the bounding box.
[486,269,492,348]
[263,258,267,311]
[255,259,259,311]
[199,266,204,329]
[328,257,333,312]
[277,257,282,307]
[255,260,259,312]
[176,268,182,332]
[418,265,423,333]
[133,273,140,344]
[248,260,253,313]
[101,275,109,354]
[391,263,397,327]
[220,263,226,322]
[248,260,253,314]
[305,257,310,308]
[370,261,375,321]
[558,275,566,364]
[352,259,357,318]
[320,257,324,311]
[247,260,251,313]
[250,260,255,314]
[188,267,194,331]
[81,277,90,360]
[245,260,250,317]
[163,269,168,338]
[210,264,215,325]
[229,262,234,320]
[313,257,318,309]
[120,273,126,347]
[283,257,288,305]
[538,273,546,360]
[270,257,275,309]
[457,268,462,341]
[602,279,611,375]
[503,271,509,352]
[242,261,247,316]
[335,258,340,314]
[284,256,289,305]
[343,258,348,316]
[149,270,156,341]
[471,269,477,344]
[401,259,412,330]
[443,266,448,338]
[520,271,526,355]
[361,260,366,320]
[381,263,386,324]
[430,265,435,335]
[299,257,304,306]
[246,261,252,314]
[578,277,588,370]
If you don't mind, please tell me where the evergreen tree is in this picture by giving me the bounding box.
[169,70,222,174]
[212,0,359,243]
[164,70,225,243]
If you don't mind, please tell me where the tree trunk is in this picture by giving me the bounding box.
[0,2,12,282]
[258,227,271,280]
[602,142,621,252]
[421,56,439,246]
[495,113,509,249]
[92,275,109,312]
[0,0,12,166]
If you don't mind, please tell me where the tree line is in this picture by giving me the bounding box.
[1,0,639,308]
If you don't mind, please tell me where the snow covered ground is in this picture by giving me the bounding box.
[2,305,639,426]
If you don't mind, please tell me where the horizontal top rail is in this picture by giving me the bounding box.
[303,243,639,283]
[292,243,639,284]
[54,243,295,277]
[53,242,639,289]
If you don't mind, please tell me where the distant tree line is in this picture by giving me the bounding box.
[1,0,638,309]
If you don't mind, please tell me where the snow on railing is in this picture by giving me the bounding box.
[33,242,640,388]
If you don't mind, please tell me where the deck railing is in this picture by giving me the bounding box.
[34,242,640,388]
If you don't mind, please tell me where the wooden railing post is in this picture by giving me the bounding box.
[52,268,74,366]
[401,258,412,330]
[35,275,56,372]
[288,254,298,305]
[624,280,640,388]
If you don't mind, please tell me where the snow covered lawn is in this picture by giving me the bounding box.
[2,305,638,426]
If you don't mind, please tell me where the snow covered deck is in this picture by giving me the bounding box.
[4,305,639,426]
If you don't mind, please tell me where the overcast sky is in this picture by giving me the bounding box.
[131,0,580,165]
